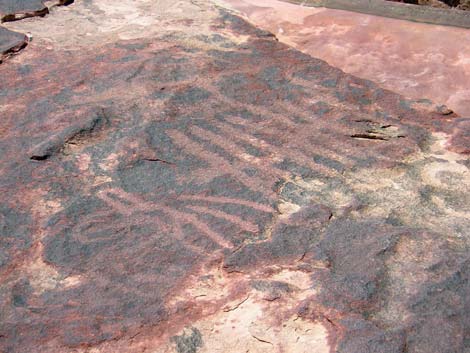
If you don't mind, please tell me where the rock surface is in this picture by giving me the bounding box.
[0,1,469,352]
[220,0,470,117]
[0,0,72,22]
[0,26,26,62]
[0,0,48,22]
[0,0,72,62]
[390,0,470,10]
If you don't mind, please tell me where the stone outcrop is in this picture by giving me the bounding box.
[281,0,470,27]
[0,0,72,22]
[0,26,26,62]
[0,0,73,62]
[0,1,468,352]
[390,0,470,9]
[220,0,470,117]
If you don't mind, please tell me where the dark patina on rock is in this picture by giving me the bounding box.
[0,26,26,62]
[0,0,72,22]
[0,0,73,62]
[0,1,468,352]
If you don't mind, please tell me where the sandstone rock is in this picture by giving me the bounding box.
[0,1,468,352]
[0,0,72,22]
[220,0,470,116]
[0,0,48,22]
[0,26,26,62]
[0,0,73,63]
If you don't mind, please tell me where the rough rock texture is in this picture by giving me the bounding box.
[0,0,72,22]
[0,0,469,352]
[0,0,72,62]
[280,0,470,27]
[0,0,48,22]
[389,0,470,10]
[220,0,470,117]
[389,0,448,8]
[0,26,26,62]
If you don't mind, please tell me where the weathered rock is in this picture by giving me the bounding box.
[220,0,470,116]
[0,1,468,352]
[0,26,26,62]
[0,0,72,22]
[389,0,450,8]
[0,0,48,22]
[390,0,470,9]
[0,0,73,63]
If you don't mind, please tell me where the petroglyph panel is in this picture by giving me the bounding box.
[0,1,468,352]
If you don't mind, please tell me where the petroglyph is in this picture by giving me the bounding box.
[0,1,468,352]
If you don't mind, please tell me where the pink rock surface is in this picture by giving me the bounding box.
[220,0,470,116]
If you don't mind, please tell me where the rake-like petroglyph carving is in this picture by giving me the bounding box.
[93,188,273,250]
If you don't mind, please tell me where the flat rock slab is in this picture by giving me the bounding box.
[0,1,469,352]
[0,0,48,21]
[0,0,72,63]
[221,0,470,116]
[0,26,26,61]
[283,0,470,28]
